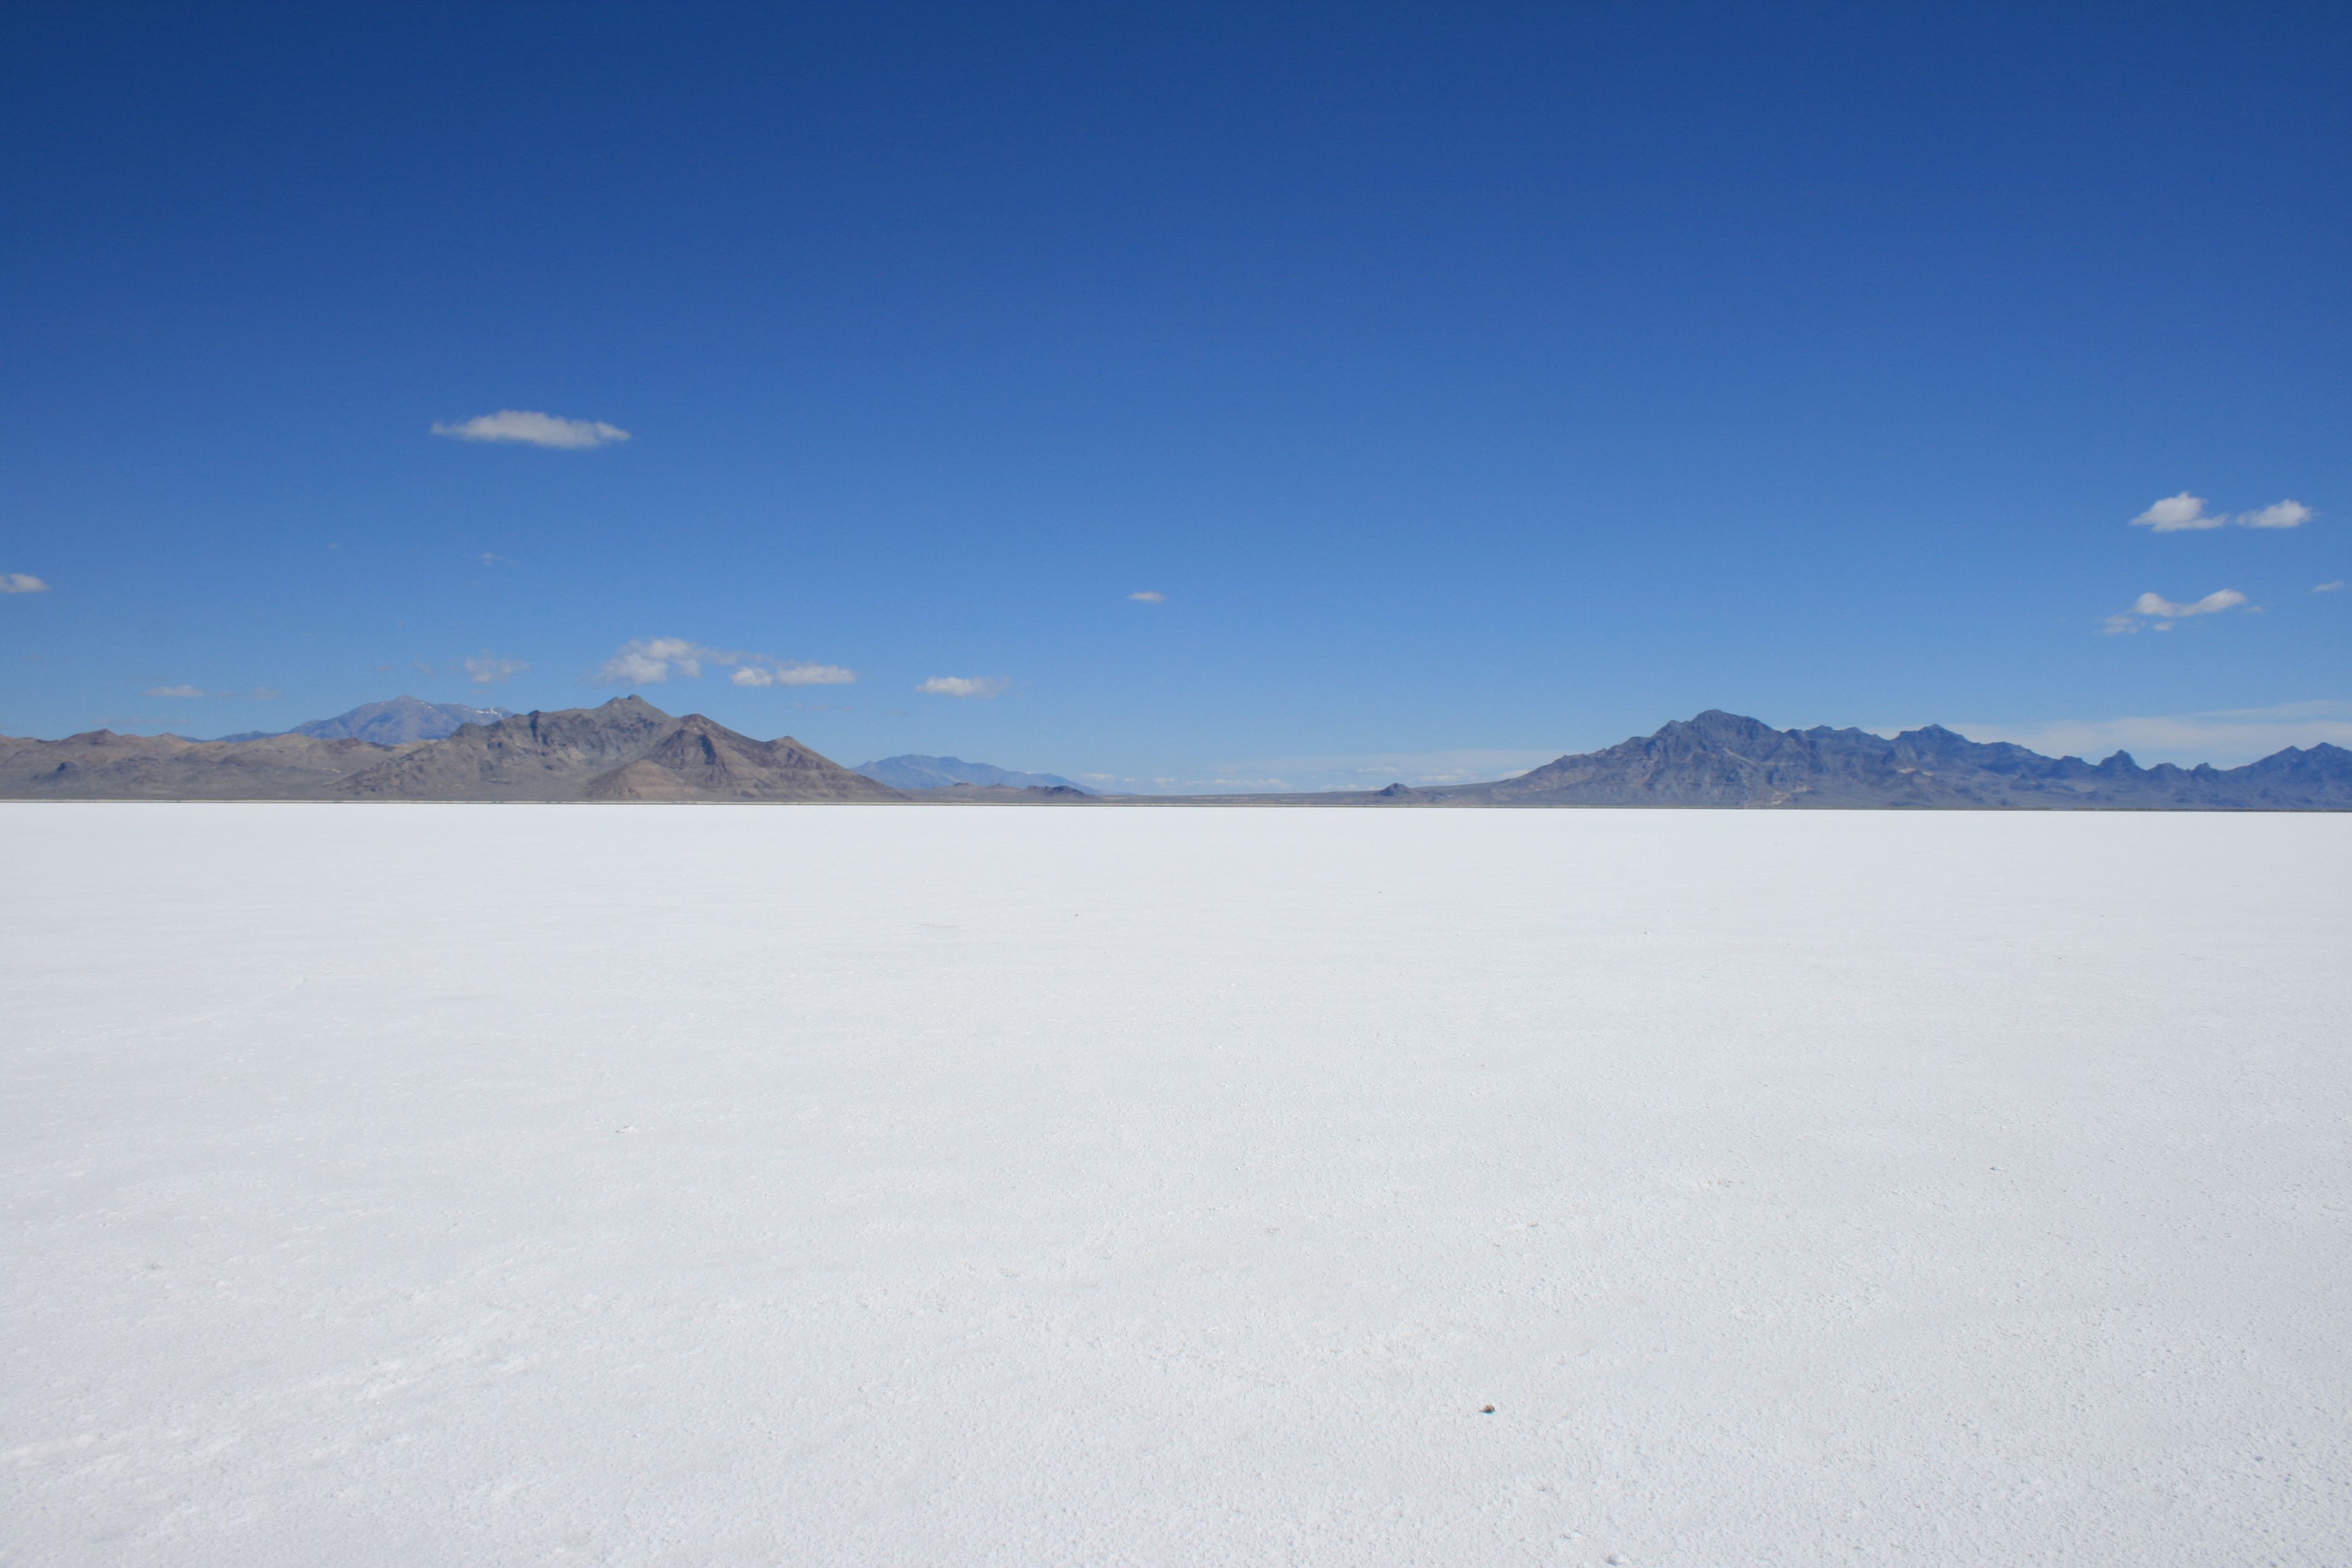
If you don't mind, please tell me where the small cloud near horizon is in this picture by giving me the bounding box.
[2129,492,2313,532]
[2,573,50,593]
[432,410,630,449]
[917,676,1008,698]
[2316,580,2346,593]
[1128,590,1167,603]
[2102,587,2249,633]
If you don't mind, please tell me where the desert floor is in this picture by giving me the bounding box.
[4,804,2347,1566]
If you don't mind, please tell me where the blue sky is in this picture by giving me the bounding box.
[4,2,2346,788]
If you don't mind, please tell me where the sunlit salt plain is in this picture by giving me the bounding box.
[4,804,2347,1567]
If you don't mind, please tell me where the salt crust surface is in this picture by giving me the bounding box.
[3,803,2347,1567]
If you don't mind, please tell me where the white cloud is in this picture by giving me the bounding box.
[145,684,204,697]
[731,663,856,687]
[1947,701,2352,768]
[1128,590,1167,603]
[2132,588,2246,618]
[917,676,1008,698]
[431,410,630,449]
[2317,581,2347,593]
[2238,500,2312,530]
[595,637,854,687]
[2128,492,2314,532]
[595,637,724,684]
[1,573,48,593]
[2131,493,2226,532]
[2104,587,2249,632]
[464,654,529,685]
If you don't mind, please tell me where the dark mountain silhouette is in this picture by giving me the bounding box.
[854,754,1092,791]
[1400,710,2352,809]
[215,695,516,745]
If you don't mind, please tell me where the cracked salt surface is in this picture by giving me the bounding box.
[2,803,2347,1566]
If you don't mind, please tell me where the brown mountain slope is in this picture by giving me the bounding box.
[581,714,903,802]
[1,696,904,803]
[337,696,685,800]
[0,730,414,799]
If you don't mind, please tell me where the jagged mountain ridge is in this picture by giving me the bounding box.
[1390,710,2352,809]
[338,697,900,802]
[584,715,904,802]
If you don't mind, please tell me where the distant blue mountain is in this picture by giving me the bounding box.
[853,754,1093,792]
[216,696,516,745]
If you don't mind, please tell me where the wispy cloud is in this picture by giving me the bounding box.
[432,410,630,449]
[731,663,856,687]
[594,636,855,687]
[1944,701,2352,767]
[142,685,281,699]
[916,676,1008,698]
[2132,589,2247,619]
[2129,492,2313,532]
[2239,500,2313,530]
[2102,587,2249,633]
[2314,580,2345,593]
[1128,590,1167,603]
[1,573,48,593]
[463,653,529,685]
[597,638,721,684]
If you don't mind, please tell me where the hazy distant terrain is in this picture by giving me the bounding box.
[5,805,2344,1566]
[214,695,516,745]
[855,753,1092,791]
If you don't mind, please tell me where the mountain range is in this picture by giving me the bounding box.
[0,697,900,803]
[2,701,2345,808]
[1361,710,2352,810]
